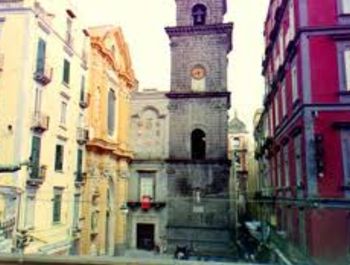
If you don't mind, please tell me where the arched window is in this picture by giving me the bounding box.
[192,4,207,26]
[191,129,206,159]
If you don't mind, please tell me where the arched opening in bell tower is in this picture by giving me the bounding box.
[192,4,207,26]
[191,129,206,159]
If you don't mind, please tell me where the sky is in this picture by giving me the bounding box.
[77,0,269,132]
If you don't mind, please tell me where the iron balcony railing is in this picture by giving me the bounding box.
[31,112,50,132]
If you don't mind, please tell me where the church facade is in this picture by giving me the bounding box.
[128,0,234,256]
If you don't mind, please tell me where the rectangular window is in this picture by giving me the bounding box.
[341,131,350,192]
[73,194,80,229]
[80,76,85,102]
[342,0,350,13]
[344,50,350,91]
[294,134,303,193]
[274,95,279,127]
[281,80,287,117]
[276,152,282,188]
[291,62,299,102]
[36,38,46,73]
[60,102,67,125]
[63,59,70,84]
[76,149,83,182]
[53,188,63,223]
[139,172,155,200]
[279,32,284,63]
[24,192,35,228]
[283,144,290,187]
[66,17,73,46]
[271,157,277,187]
[54,144,64,171]
[107,89,116,136]
[289,0,295,38]
[269,107,274,136]
[34,87,42,112]
[30,136,41,179]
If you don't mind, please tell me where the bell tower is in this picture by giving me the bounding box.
[165,0,234,255]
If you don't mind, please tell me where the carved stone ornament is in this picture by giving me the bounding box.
[209,100,227,111]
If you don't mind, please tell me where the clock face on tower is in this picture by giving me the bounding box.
[191,65,206,80]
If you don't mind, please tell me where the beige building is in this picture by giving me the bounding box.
[0,0,89,254]
[228,113,250,224]
[79,26,136,256]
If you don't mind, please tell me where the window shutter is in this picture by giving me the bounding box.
[53,191,62,223]
[30,136,41,179]
[80,76,85,102]
[55,145,63,171]
[63,59,70,84]
[344,50,350,91]
[76,149,83,181]
[36,38,46,73]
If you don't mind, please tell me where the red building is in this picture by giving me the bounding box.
[259,0,350,263]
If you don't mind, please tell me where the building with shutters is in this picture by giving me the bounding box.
[0,0,89,254]
[256,0,350,263]
[79,26,136,256]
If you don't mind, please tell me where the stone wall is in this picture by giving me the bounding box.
[169,34,229,92]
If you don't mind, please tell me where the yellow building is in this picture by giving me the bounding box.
[0,0,89,254]
[79,26,136,256]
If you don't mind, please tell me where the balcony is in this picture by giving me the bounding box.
[77,127,89,145]
[31,112,50,132]
[79,92,90,108]
[72,217,84,238]
[34,64,53,86]
[127,200,166,212]
[27,164,47,187]
[75,171,86,186]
